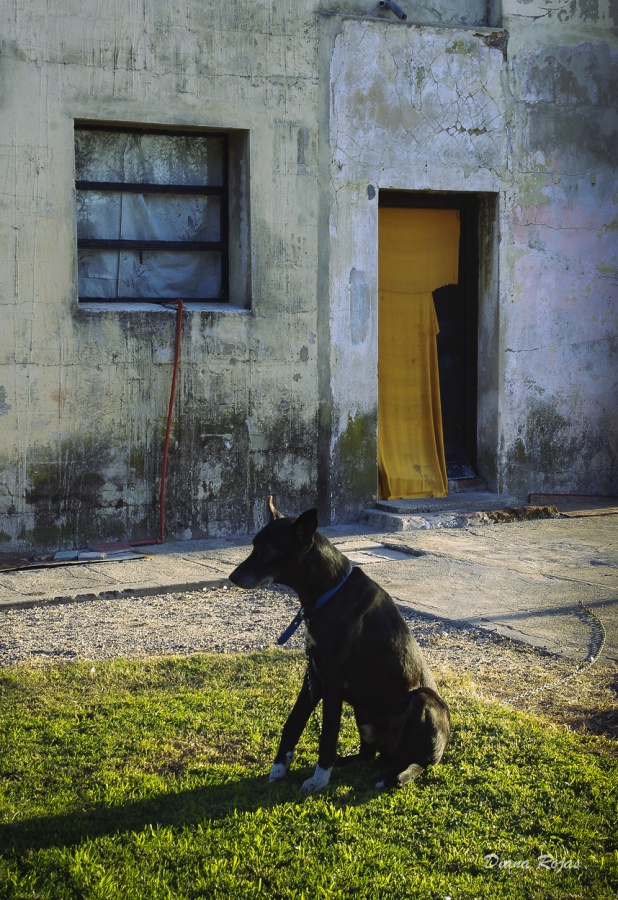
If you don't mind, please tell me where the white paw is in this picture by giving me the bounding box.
[301,765,333,793]
[269,752,293,782]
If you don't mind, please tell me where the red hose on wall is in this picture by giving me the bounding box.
[130,298,184,547]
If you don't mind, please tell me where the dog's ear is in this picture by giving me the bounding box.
[293,508,319,548]
[268,495,285,520]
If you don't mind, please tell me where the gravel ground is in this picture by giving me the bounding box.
[1,584,616,741]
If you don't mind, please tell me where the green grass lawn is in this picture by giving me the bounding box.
[0,651,616,899]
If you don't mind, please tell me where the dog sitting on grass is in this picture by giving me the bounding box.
[229,498,450,792]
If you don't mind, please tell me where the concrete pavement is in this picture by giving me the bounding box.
[0,496,616,665]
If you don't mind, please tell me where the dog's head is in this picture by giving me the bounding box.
[228,497,319,590]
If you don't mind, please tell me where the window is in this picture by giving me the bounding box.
[75,126,239,305]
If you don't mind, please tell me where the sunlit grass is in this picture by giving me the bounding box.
[0,651,616,899]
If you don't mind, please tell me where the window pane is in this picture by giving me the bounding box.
[77,250,120,298]
[120,194,221,242]
[75,130,224,186]
[76,191,122,240]
[133,134,224,186]
[78,249,222,299]
[77,191,221,242]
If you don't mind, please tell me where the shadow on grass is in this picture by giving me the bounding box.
[0,763,382,856]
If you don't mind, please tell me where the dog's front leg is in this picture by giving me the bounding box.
[301,688,343,793]
[270,668,321,783]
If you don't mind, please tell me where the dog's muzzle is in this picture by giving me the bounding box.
[228,566,275,590]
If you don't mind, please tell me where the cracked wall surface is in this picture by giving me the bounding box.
[331,23,509,186]
[0,0,616,549]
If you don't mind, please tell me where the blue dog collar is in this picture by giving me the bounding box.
[277,610,305,646]
[277,565,353,645]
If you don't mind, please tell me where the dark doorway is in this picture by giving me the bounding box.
[379,192,479,482]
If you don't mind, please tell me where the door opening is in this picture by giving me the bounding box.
[378,192,479,499]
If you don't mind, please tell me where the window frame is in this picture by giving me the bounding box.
[74,123,232,306]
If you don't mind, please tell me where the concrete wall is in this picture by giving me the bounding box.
[500,0,618,495]
[0,0,323,548]
[324,5,617,513]
[0,0,616,550]
[324,18,509,519]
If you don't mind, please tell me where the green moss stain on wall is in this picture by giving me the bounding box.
[504,398,617,495]
[332,411,377,518]
[21,435,163,549]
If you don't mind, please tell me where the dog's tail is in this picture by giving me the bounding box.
[376,762,425,790]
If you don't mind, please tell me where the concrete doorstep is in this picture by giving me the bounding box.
[361,491,559,531]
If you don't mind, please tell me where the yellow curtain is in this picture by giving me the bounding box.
[378,207,460,499]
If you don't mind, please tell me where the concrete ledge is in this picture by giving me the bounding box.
[362,504,559,532]
[0,578,231,612]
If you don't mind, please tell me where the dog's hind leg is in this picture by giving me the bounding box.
[270,667,321,783]
[376,688,450,790]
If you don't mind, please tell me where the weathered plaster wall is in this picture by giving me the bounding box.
[1,0,616,549]
[500,0,618,495]
[325,19,509,518]
[332,0,500,27]
[0,0,323,548]
[325,9,617,513]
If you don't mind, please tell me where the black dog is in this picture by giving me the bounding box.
[229,498,450,792]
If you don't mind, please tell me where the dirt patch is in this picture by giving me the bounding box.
[401,611,617,742]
